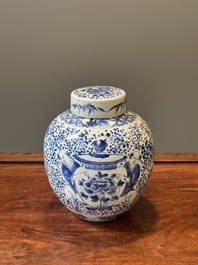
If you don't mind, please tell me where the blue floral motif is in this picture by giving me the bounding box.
[79,171,120,205]
[72,86,123,99]
[81,87,112,99]
[72,168,130,210]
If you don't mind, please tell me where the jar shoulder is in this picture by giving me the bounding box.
[50,109,150,131]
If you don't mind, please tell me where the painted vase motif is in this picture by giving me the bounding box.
[44,86,154,221]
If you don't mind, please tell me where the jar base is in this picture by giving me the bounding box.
[75,213,122,222]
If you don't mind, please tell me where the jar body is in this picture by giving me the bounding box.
[44,109,154,221]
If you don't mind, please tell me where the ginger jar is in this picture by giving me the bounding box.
[44,86,154,221]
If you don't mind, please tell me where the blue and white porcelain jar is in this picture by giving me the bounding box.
[44,86,154,221]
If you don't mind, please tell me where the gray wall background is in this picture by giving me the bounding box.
[0,0,198,153]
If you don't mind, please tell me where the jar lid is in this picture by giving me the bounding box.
[71,86,126,118]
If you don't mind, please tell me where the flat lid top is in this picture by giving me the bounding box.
[70,86,126,118]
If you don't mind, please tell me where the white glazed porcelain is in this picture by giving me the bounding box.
[44,86,154,221]
[71,86,126,118]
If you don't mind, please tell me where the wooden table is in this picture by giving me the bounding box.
[0,153,198,265]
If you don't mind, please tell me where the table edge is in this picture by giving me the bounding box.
[0,153,198,163]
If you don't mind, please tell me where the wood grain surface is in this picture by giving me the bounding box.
[1,153,198,163]
[0,154,198,265]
